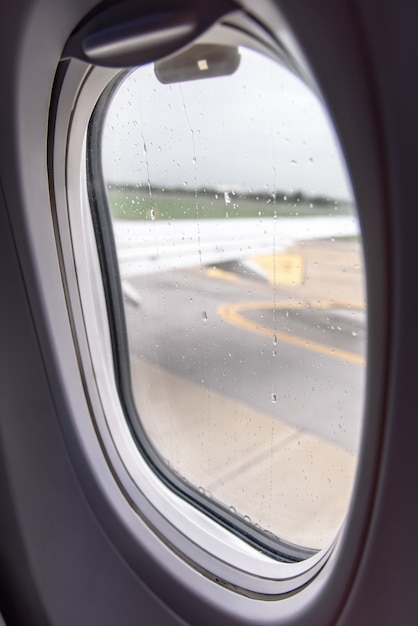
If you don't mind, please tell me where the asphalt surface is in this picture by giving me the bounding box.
[124,256,366,453]
[122,239,366,548]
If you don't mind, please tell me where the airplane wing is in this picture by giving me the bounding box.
[115,214,360,279]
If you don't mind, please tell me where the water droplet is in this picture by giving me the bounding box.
[202,311,207,321]
[224,191,231,205]
[271,393,277,403]
[150,208,156,220]
[290,159,297,166]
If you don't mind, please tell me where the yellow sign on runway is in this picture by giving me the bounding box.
[251,253,305,286]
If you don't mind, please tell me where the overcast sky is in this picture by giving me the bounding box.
[102,47,353,200]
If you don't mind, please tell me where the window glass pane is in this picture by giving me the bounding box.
[99,46,366,553]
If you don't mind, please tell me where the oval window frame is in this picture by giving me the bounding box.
[51,11,378,601]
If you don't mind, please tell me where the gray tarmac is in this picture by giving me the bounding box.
[124,239,366,549]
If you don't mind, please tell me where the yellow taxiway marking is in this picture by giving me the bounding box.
[217,300,366,366]
[205,266,248,283]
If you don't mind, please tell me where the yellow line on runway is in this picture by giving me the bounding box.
[217,300,366,366]
[205,267,247,283]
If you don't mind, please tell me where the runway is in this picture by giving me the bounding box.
[122,236,366,549]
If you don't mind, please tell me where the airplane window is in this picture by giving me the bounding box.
[94,45,366,556]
